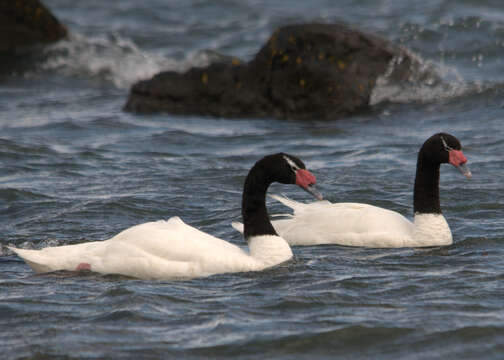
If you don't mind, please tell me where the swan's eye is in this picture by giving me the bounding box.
[283,155,300,172]
[440,136,454,152]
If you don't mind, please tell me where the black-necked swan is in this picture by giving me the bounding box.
[232,133,471,248]
[9,153,322,279]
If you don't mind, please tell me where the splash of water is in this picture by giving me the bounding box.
[40,32,485,105]
[40,32,215,89]
[370,48,483,105]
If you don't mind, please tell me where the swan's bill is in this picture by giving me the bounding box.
[303,184,323,200]
[448,149,471,179]
[295,169,323,200]
[456,162,472,179]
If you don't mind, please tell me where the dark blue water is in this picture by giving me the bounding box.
[1,1,503,359]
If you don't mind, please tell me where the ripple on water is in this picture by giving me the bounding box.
[1,1,504,359]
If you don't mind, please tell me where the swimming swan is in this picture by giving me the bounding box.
[10,153,322,279]
[233,133,470,248]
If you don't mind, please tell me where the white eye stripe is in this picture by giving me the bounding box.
[440,136,454,152]
[283,155,300,171]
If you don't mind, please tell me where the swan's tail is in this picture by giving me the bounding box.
[269,194,301,210]
[231,222,244,234]
[8,246,54,273]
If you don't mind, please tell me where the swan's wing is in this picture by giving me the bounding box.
[271,201,415,247]
[10,217,254,279]
[110,217,246,262]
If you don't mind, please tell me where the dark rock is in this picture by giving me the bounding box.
[0,0,67,52]
[125,23,422,120]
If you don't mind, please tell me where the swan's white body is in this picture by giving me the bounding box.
[9,217,293,280]
[244,133,467,249]
[9,153,320,280]
[232,195,452,248]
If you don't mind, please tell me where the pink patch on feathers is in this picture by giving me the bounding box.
[76,263,91,271]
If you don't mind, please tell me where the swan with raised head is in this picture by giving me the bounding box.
[9,153,322,279]
[233,133,471,248]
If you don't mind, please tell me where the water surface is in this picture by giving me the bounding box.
[1,1,503,359]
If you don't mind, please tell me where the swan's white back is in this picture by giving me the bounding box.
[272,201,414,247]
[232,195,453,248]
[9,217,292,280]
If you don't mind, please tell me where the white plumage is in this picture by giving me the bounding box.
[273,196,414,247]
[232,133,470,248]
[233,195,452,248]
[9,153,318,280]
[10,217,293,280]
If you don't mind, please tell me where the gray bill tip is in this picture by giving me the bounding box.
[457,162,472,179]
[304,184,323,200]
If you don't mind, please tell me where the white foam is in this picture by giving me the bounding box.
[370,48,483,105]
[40,32,484,105]
[40,32,214,89]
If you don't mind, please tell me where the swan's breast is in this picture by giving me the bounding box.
[412,213,452,246]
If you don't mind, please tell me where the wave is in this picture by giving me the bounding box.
[40,32,217,89]
[369,48,484,106]
[369,13,504,106]
[37,27,495,105]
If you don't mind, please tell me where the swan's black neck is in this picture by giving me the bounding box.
[413,156,441,214]
[241,164,278,240]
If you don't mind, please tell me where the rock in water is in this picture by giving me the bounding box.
[125,23,422,120]
[0,0,67,52]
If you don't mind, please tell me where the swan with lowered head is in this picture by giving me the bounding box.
[9,153,322,279]
[233,133,471,248]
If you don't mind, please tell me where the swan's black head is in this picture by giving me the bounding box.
[419,133,471,178]
[253,153,323,200]
[241,153,322,239]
